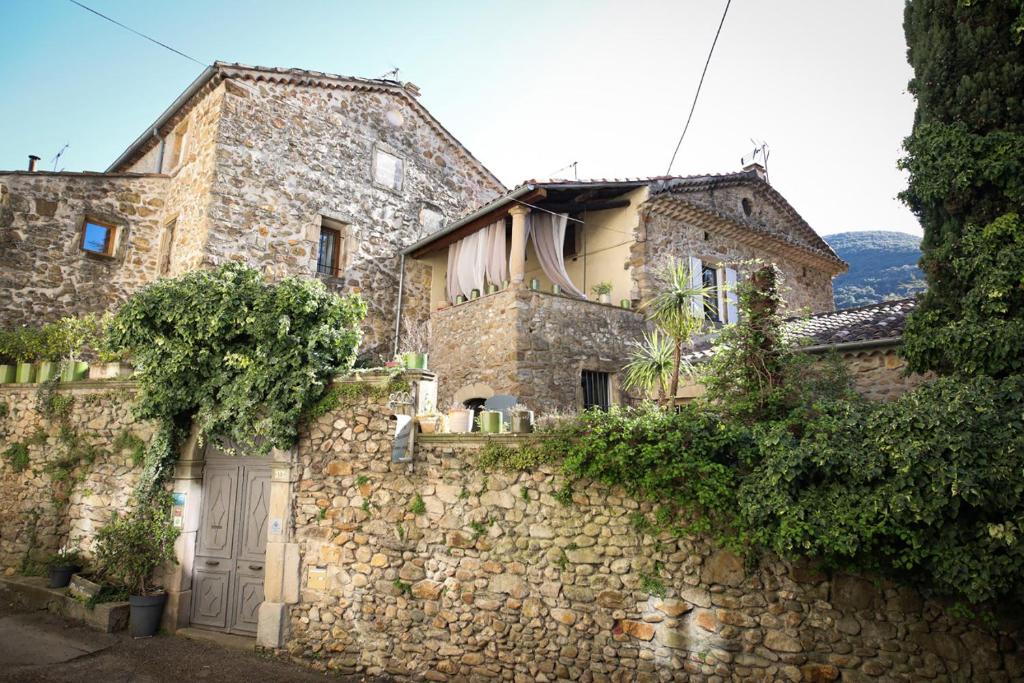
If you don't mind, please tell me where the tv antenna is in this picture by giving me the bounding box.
[380,67,400,81]
[545,161,578,180]
[50,143,70,172]
[741,139,769,181]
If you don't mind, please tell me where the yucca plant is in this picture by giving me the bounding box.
[623,330,675,400]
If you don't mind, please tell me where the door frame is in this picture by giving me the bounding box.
[159,426,301,648]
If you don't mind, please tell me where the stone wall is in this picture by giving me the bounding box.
[0,381,147,571]
[0,172,168,326]
[285,390,1023,681]
[429,288,648,414]
[840,347,932,402]
[634,210,836,316]
[206,77,503,362]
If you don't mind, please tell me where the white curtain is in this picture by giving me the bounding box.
[446,220,507,302]
[528,212,585,298]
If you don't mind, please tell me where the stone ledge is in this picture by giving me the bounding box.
[0,379,137,393]
[0,575,129,633]
[417,433,538,448]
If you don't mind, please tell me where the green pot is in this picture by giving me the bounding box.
[486,284,498,294]
[15,362,35,383]
[479,410,502,434]
[529,278,540,291]
[620,299,632,309]
[402,352,427,370]
[455,295,466,304]
[552,284,562,295]
[36,361,59,383]
[0,365,15,384]
[470,289,480,300]
[61,361,89,382]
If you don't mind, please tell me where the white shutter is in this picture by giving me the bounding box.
[716,268,727,323]
[725,267,739,323]
[688,256,703,318]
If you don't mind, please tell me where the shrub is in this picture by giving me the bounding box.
[94,493,180,595]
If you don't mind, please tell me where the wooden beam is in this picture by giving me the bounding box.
[410,189,547,259]
[543,199,630,213]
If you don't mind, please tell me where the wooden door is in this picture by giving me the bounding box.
[191,453,271,636]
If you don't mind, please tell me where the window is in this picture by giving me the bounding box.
[702,265,719,322]
[741,197,753,217]
[160,218,176,275]
[317,217,346,278]
[80,220,116,256]
[563,222,582,259]
[372,147,404,192]
[581,370,611,411]
[419,205,443,235]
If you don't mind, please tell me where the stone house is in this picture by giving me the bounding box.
[0,62,504,361]
[402,170,848,413]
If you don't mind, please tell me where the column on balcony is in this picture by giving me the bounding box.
[508,204,530,285]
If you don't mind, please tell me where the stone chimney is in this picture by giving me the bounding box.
[742,161,767,181]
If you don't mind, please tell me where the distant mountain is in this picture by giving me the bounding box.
[825,231,926,309]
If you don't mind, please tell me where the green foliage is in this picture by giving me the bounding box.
[392,578,412,596]
[2,442,30,473]
[355,475,369,486]
[639,573,667,598]
[900,0,1024,376]
[469,518,491,540]
[94,493,180,595]
[409,493,426,515]
[478,442,557,472]
[46,547,86,569]
[105,263,366,494]
[591,281,613,296]
[112,430,146,467]
[0,326,47,363]
[623,330,674,400]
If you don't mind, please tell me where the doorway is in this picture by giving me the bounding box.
[190,447,271,636]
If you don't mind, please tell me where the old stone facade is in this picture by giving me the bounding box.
[0,63,504,361]
[0,381,146,569]
[841,347,932,402]
[428,288,647,414]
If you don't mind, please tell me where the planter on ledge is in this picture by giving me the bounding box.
[478,410,503,434]
[60,361,89,382]
[36,361,59,383]
[510,410,535,434]
[402,352,428,371]
[89,362,133,380]
[0,365,15,384]
[129,591,168,638]
[447,407,474,434]
[48,563,81,589]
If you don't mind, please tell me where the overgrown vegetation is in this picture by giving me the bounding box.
[94,492,180,595]
[106,263,366,494]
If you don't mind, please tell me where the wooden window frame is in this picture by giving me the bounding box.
[79,219,117,257]
[317,223,344,278]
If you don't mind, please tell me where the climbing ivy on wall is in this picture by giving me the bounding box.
[106,263,366,495]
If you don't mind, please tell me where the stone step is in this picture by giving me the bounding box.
[0,575,128,633]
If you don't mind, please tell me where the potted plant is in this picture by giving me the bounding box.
[509,404,535,434]
[455,294,467,304]
[13,327,43,383]
[470,288,480,300]
[0,329,16,384]
[529,278,540,291]
[486,283,498,294]
[417,412,442,434]
[478,410,503,434]
[399,320,430,371]
[47,545,85,588]
[57,315,103,382]
[447,404,474,433]
[592,281,613,304]
[94,494,180,638]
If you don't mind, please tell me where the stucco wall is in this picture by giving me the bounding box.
[205,78,503,362]
[634,210,835,316]
[286,389,1023,681]
[0,172,169,326]
[0,382,147,570]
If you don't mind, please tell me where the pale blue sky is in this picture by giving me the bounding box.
[0,1,920,235]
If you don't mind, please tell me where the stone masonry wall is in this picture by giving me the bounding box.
[0,381,147,571]
[286,388,1023,681]
[0,172,168,327]
[206,77,503,362]
[841,347,932,402]
[635,211,835,316]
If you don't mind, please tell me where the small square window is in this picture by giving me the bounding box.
[317,218,347,278]
[581,370,611,411]
[372,148,404,192]
[80,220,116,256]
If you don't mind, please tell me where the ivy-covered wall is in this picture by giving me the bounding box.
[0,381,148,572]
[286,384,1023,681]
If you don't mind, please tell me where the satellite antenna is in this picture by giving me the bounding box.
[741,139,769,182]
[50,143,69,172]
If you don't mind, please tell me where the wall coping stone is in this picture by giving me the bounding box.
[0,379,138,394]
[417,432,537,447]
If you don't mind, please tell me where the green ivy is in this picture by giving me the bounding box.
[2,443,30,473]
[106,263,366,495]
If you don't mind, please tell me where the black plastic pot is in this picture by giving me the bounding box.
[48,564,80,588]
[129,592,168,638]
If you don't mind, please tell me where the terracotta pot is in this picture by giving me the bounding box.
[417,415,440,434]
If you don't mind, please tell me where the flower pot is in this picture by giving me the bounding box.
[402,352,428,370]
[417,415,440,434]
[0,365,15,384]
[552,284,562,295]
[620,299,632,309]
[455,295,466,304]
[529,278,540,291]
[129,592,168,638]
[511,411,535,434]
[48,564,81,588]
[36,361,59,383]
[60,361,89,382]
[486,284,498,294]
[88,361,133,380]
[447,408,474,434]
[15,362,35,383]
[478,410,502,434]
[599,293,612,304]
[470,289,480,299]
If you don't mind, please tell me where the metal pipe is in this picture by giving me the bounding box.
[27,155,40,172]
[392,252,406,358]
[153,129,166,173]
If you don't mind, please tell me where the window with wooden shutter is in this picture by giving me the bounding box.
[688,256,703,318]
[724,267,739,323]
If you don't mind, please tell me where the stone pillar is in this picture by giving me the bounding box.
[160,424,205,632]
[258,447,300,649]
[508,205,530,284]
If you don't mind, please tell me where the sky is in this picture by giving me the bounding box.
[0,0,921,236]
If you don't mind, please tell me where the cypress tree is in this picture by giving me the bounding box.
[899,0,1024,376]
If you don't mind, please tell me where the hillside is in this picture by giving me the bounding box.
[825,231,926,308]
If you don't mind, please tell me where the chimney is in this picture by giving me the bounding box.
[402,82,421,97]
[742,161,767,181]
[27,155,40,172]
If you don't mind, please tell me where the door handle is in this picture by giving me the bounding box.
[205,560,220,566]
[249,564,263,571]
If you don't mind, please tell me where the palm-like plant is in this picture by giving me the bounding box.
[638,259,713,399]
[623,329,675,400]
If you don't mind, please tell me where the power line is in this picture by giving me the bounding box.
[66,0,208,68]
[665,0,732,175]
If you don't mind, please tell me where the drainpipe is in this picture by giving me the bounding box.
[153,128,166,173]
[392,253,406,358]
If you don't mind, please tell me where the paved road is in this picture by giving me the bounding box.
[0,596,379,682]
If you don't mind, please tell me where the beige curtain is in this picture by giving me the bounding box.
[528,212,585,298]
[484,221,507,286]
[446,221,508,302]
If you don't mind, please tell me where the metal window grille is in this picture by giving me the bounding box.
[581,370,610,411]
[317,227,341,277]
